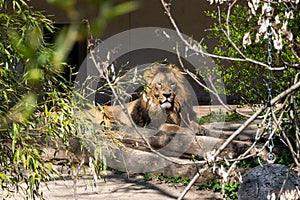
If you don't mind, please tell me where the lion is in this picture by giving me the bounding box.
[85,64,198,129]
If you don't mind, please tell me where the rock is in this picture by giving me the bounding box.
[203,121,260,141]
[100,129,252,176]
[154,162,217,183]
[238,164,300,200]
[118,125,252,159]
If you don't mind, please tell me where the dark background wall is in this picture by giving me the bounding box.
[29,0,232,105]
[30,0,216,39]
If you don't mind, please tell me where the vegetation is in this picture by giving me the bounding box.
[144,172,239,199]
[203,0,300,170]
[198,180,239,200]
[196,152,294,199]
[144,173,191,186]
[0,1,69,197]
[235,152,293,169]
[160,0,300,199]
[198,111,246,125]
[0,0,137,198]
[156,173,191,186]
[205,3,300,105]
[143,172,153,181]
[1,0,298,199]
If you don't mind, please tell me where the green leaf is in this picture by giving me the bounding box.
[108,1,140,19]
[14,148,20,163]
[0,172,10,181]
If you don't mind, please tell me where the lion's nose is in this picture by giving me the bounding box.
[163,92,171,98]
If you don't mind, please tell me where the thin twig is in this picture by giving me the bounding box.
[292,74,300,169]
[161,1,300,198]
[225,110,269,177]
[179,82,300,199]
[175,43,228,107]
[226,0,238,37]
[207,76,232,111]
[160,0,283,71]
[175,43,253,118]
[213,80,300,160]
[177,165,209,200]
[276,165,294,200]
[90,53,188,165]
[274,110,300,167]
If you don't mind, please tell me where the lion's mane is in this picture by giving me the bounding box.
[130,64,196,128]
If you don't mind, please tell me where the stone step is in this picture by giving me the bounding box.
[206,130,256,141]
[202,121,262,141]
[204,121,260,130]
[193,105,257,118]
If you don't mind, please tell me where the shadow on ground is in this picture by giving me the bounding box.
[39,172,222,200]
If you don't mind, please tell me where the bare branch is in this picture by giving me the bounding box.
[272,101,300,167]
[225,109,269,177]
[160,0,300,198]
[213,80,300,159]
[175,43,229,107]
[87,48,211,166]
[176,43,254,118]
[160,0,284,71]
[226,0,238,37]
[216,7,285,71]
[177,165,209,200]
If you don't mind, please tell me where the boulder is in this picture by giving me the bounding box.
[238,164,300,200]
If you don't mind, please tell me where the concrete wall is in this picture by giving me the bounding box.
[30,0,215,40]
[29,0,228,105]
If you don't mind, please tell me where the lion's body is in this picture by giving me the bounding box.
[87,64,197,128]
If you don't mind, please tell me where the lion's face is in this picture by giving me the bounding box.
[127,64,197,128]
[137,64,187,126]
[147,72,178,110]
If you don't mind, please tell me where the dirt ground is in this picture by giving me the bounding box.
[0,171,223,200]
[0,173,222,200]
[39,172,223,200]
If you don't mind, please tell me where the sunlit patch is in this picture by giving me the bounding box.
[142,93,148,102]
[160,102,172,109]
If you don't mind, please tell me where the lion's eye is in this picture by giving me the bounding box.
[157,82,162,88]
[170,83,176,88]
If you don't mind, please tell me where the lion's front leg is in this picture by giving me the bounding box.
[130,98,151,127]
[166,110,181,125]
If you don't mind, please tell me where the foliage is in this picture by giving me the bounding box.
[143,172,153,181]
[144,173,191,186]
[47,0,139,37]
[237,157,264,169]
[202,153,293,199]
[157,173,190,186]
[198,110,246,125]
[205,2,300,104]
[204,0,300,172]
[197,179,239,200]
[236,152,293,169]
[0,1,64,198]
[276,151,294,168]
[88,0,140,36]
[0,0,138,198]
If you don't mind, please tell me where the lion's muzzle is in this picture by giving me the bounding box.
[160,101,172,109]
[160,92,173,109]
